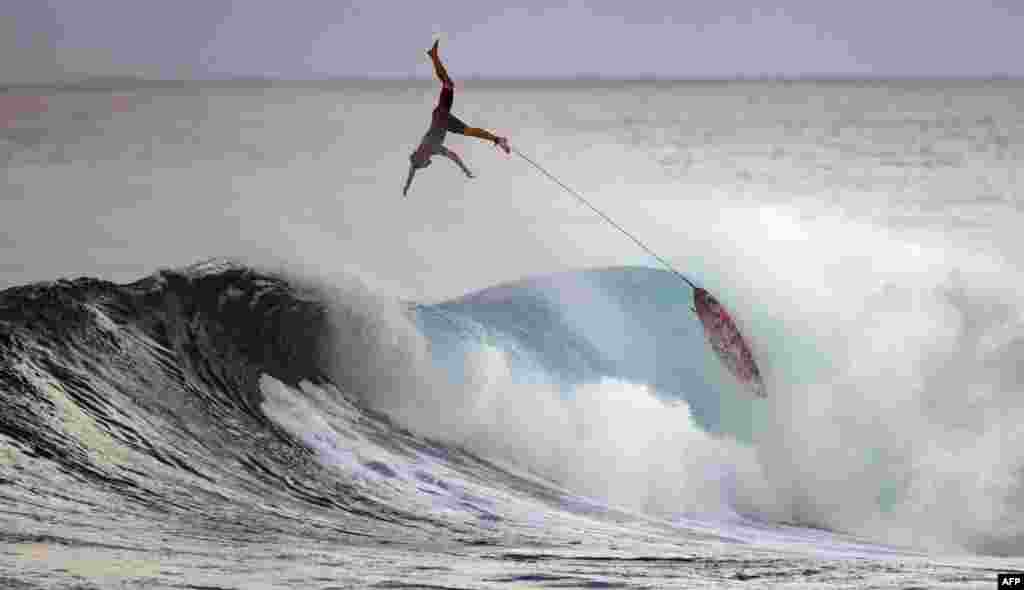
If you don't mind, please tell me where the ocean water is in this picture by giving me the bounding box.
[2,80,1023,588]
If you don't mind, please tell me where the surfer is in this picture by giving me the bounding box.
[403,40,511,197]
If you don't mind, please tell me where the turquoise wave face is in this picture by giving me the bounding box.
[411,265,805,444]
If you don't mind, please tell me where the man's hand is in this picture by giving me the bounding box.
[403,165,416,197]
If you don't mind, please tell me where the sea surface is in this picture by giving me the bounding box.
[2,80,1023,588]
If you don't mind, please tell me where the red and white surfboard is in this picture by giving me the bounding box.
[693,287,767,398]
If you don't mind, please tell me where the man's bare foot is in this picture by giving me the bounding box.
[496,137,511,154]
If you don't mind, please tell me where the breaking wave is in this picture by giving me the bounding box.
[1,259,1021,556]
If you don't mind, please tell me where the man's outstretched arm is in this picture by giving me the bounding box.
[403,165,417,197]
[440,147,474,178]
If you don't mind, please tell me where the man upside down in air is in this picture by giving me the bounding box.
[404,40,511,197]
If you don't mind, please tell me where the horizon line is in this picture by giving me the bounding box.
[3,73,1022,91]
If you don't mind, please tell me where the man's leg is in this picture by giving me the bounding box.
[464,126,511,154]
[447,113,511,154]
[428,41,453,88]
[430,41,455,117]
[428,42,510,154]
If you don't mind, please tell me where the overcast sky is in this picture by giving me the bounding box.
[2,1,1023,84]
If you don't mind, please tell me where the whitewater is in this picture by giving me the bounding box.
[2,80,1023,588]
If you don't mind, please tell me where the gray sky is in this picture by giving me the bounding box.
[2,1,1023,84]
